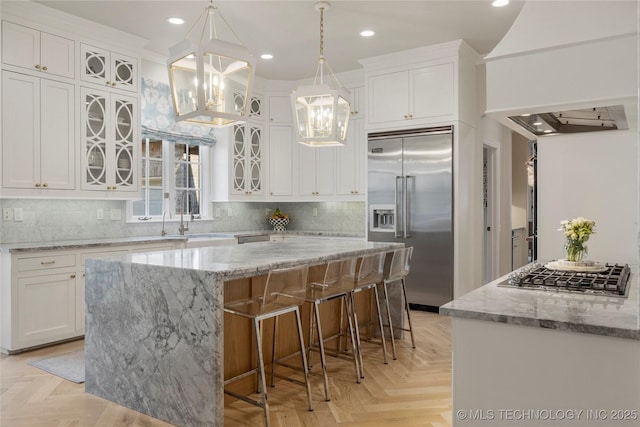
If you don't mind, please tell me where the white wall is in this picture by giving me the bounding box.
[538,130,638,264]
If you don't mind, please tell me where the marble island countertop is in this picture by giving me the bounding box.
[440,263,640,340]
[107,237,395,280]
[0,230,364,253]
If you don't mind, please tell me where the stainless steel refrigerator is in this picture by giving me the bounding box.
[367,126,453,309]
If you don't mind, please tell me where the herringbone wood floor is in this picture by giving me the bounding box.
[0,311,452,427]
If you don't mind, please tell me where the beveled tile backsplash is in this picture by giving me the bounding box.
[0,199,365,244]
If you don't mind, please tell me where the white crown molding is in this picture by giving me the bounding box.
[359,39,466,72]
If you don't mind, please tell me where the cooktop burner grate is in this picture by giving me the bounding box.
[502,263,631,297]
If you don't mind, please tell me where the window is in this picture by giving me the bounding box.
[174,142,201,217]
[132,139,164,218]
[130,138,208,220]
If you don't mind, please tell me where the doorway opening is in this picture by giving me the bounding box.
[483,145,498,283]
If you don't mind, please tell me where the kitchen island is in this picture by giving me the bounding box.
[440,263,640,426]
[84,238,401,427]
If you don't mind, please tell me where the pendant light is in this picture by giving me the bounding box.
[292,2,351,147]
[167,0,256,127]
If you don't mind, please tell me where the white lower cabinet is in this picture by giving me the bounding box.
[0,241,179,353]
[17,272,76,345]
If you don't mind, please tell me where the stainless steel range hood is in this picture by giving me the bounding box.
[508,105,629,136]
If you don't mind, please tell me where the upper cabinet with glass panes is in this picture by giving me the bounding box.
[80,43,138,93]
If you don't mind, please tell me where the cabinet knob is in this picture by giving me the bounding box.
[106,81,111,86]
[408,114,413,119]
[35,65,41,70]
[112,83,116,87]
[42,66,48,71]
[42,183,48,188]
[270,192,273,196]
[35,183,41,188]
[71,274,76,279]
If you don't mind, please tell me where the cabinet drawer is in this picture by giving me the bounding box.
[17,254,76,272]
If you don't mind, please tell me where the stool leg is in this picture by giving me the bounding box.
[270,316,279,388]
[343,294,361,384]
[308,301,315,368]
[382,281,397,360]
[401,278,416,348]
[253,318,271,427]
[313,301,330,401]
[294,307,314,411]
[350,291,365,379]
[372,284,388,364]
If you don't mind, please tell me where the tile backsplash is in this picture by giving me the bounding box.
[0,199,365,244]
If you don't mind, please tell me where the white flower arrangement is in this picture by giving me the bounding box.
[558,217,596,262]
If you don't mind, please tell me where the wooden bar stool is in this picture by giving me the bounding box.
[381,247,416,354]
[276,258,360,401]
[223,265,313,427]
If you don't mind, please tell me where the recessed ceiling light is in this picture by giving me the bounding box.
[260,54,274,60]
[168,17,184,25]
[533,122,543,126]
[492,0,509,7]
[520,113,531,117]
[360,30,375,37]
[543,129,553,133]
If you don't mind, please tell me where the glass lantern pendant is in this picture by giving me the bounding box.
[292,2,351,147]
[167,0,256,127]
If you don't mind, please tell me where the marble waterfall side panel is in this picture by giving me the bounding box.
[84,258,224,427]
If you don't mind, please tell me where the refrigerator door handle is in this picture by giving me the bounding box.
[404,175,414,238]
[395,176,403,238]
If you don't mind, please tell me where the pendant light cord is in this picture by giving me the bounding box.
[319,7,324,59]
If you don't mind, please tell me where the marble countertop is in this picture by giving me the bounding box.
[107,238,399,281]
[440,263,640,340]
[0,230,364,253]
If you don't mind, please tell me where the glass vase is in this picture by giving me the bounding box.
[565,239,586,262]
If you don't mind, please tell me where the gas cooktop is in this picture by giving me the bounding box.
[501,263,631,297]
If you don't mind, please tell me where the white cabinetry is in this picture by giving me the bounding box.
[268,95,293,125]
[265,94,295,199]
[2,71,75,190]
[80,43,138,93]
[230,123,264,197]
[367,61,455,129]
[298,145,335,196]
[1,21,74,79]
[347,85,365,119]
[335,118,365,196]
[268,125,294,197]
[0,242,180,353]
[81,87,138,192]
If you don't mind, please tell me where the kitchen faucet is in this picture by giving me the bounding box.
[161,211,170,236]
[178,191,190,236]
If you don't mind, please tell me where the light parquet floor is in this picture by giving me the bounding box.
[0,311,452,427]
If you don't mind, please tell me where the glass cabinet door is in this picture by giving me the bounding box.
[111,52,137,92]
[113,97,135,188]
[81,44,109,87]
[83,90,107,187]
[232,124,246,194]
[248,125,262,194]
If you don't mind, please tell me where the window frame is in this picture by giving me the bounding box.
[127,138,210,222]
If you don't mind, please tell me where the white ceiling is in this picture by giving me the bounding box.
[31,0,524,80]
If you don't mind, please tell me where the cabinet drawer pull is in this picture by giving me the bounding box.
[112,83,116,87]
[106,81,111,86]
[40,261,56,265]
[70,273,76,279]
[35,183,41,188]
[42,66,48,71]
[42,183,48,188]
[35,64,41,70]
